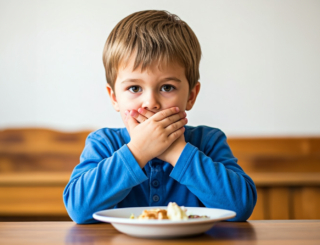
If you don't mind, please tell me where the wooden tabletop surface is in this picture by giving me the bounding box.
[0,220,319,245]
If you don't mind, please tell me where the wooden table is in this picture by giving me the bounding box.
[0,220,319,245]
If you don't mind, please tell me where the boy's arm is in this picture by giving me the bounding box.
[63,131,147,224]
[170,129,257,221]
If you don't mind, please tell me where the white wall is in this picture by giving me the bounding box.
[1,0,319,136]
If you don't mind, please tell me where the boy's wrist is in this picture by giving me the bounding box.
[158,141,187,166]
[127,142,150,168]
[170,141,187,167]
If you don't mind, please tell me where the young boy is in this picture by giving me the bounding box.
[63,10,257,224]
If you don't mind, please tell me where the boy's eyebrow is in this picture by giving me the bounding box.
[121,77,182,84]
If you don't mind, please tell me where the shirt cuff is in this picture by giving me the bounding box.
[170,142,197,182]
[118,144,148,185]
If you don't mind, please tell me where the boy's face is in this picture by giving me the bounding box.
[106,55,200,125]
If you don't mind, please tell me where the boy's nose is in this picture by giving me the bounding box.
[141,92,161,111]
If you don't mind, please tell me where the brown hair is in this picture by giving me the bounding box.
[102,10,202,92]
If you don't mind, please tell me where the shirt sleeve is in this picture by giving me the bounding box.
[63,132,148,224]
[169,129,257,221]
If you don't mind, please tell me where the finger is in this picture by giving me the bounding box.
[151,107,180,121]
[123,116,129,133]
[129,110,148,123]
[167,126,185,142]
[124,111,137,134]
[165,118,188,135]
[126,113,139,129]
[138,108,155,119]
[160,111,186,128]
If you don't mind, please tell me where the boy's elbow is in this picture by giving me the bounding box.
[68,212,92,224]
[228,183,257,221]
[71,215,97,225]
[67,207,96,224]
[63,189,96,224]
[228,205,255,221]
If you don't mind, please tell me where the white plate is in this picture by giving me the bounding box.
[93,206,236,238]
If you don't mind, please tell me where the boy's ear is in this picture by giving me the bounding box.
[106,84,120,112]
[186,81,201,111]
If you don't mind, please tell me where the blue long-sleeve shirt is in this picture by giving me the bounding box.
[63,125,257,224]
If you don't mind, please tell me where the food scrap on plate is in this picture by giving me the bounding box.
[130,202,209,220]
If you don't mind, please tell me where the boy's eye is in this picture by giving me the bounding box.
[128,86,142,93]
[161,85,175,92]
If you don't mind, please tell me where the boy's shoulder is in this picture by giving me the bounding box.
[184,125,229,148]
[86,127,129,146]
[88,127,123,138]
[185,125,226,138]
[184,125,231,154]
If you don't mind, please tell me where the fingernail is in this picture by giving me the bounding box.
[130,110,137,117]
[175,107,179,112]
[138,108,143,113]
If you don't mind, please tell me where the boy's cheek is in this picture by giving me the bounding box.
[162,100,185,112]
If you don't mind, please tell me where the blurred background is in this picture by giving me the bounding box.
[0,0,319,221]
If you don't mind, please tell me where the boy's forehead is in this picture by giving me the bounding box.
[119,58,184,75]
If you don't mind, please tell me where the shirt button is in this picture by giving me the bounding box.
[152,179,160,188]
[152,195,160,202]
